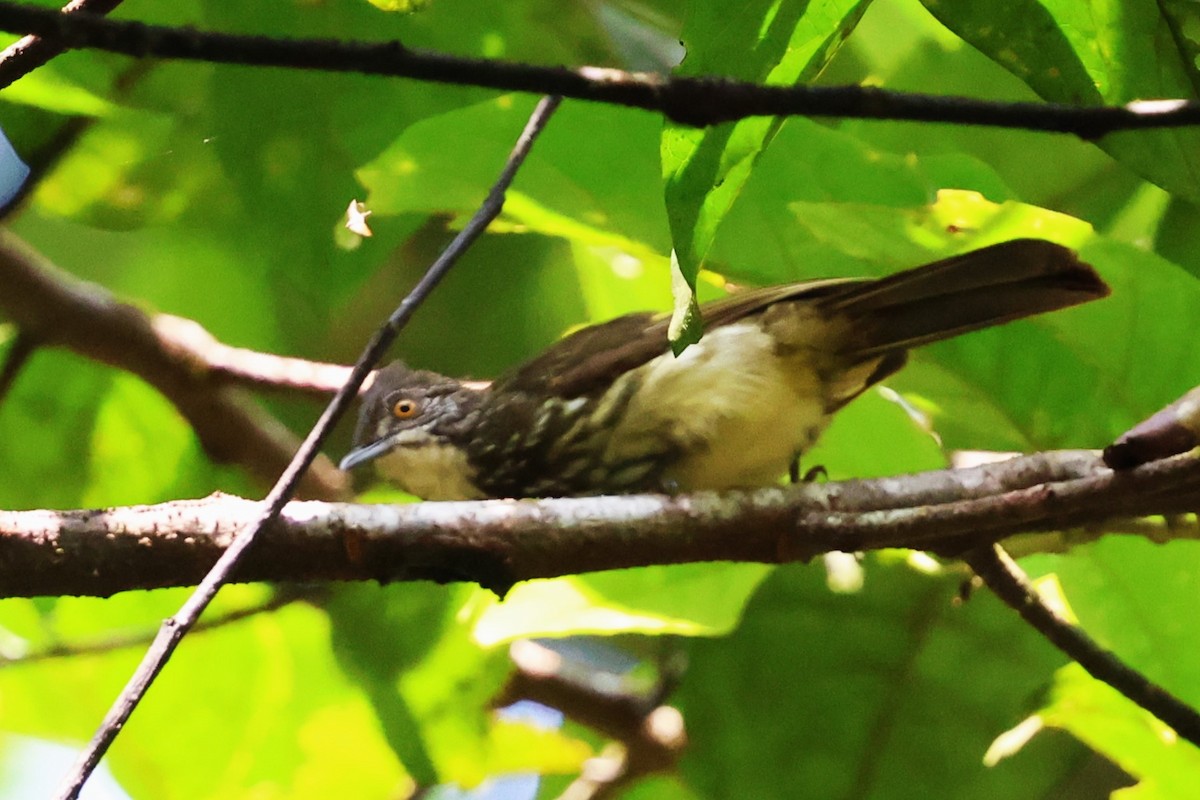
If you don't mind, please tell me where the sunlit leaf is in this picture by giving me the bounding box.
[678,561,1087,798]
[1033,663,1200,799]
[921,0,1200,202]
[367,0,432,11]
[471,564,771,645]
[661,0,874,346]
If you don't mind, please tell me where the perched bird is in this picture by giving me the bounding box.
[340,239,1108,500]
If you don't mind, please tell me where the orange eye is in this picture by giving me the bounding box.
[392,399,419,419]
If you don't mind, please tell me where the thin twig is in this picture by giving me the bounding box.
[0,3,1196,136]
[0,0,128,217]
[1,58,150,218]
[965,544,1200,748]
[0,591,303,668]
[0,0,123,88]
[53,94,563,800]
[1104,383,1200,469]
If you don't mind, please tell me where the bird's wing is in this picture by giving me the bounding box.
[493,279,861,399]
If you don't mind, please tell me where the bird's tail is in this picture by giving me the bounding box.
[825,239,1110,359]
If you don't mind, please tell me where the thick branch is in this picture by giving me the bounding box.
[0,3,1196,136]
[1105,385,1200,469]
[151,315,358,397]
[0,231,349,500]
[3,449,1197,599]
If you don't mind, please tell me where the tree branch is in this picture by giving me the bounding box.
[0,2,1196,136]
[497,640,685,800]
[0,0,123,88]
[1105,384,1200,469]
[0,231,350,500]
[150,314,360,397]
[2,449,1197,599]
[0,590,305,668]
[965,544,1200,748]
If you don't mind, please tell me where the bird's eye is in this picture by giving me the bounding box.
[392,399,419,419]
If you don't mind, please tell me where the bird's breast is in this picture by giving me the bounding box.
[374,440,486,501]
[605,322,833,491]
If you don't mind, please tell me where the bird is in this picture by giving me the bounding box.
[339,239,1109,500]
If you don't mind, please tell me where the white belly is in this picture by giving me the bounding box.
[604,323,830,491]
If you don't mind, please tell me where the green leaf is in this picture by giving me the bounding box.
[678,561,1087,798]
[483,719,590,779]
[3,67,115,117]
[327,583,455,785]
[1025,537,1200,712]
[621,775,703,800]
[0,590,404,800]
[33,106,216,230]
[805,386,947,479]
[662,0,874,344]
[359,95,669,253]
[356,95,677,369]
[1154,197,1200,280]
[921,0,1200,202]
[703,114,952,285]
[0,350,110,510]
[367,0,432,11]
[329,584,587,787]
[82,373,193,507]
[823,2,1115,211]
[472,564,772,645]
[1033,663,1200,799]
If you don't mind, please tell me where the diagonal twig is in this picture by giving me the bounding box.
[497,640,686,800]
[0,590,306,668]
[54,93,563,800]
[0,0,123,88]
[0,0,128,217]
[964,544,1200,748]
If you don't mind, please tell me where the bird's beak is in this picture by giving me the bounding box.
[339,437,397,471]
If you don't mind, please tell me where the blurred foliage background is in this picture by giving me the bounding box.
[1,0,1199,797]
